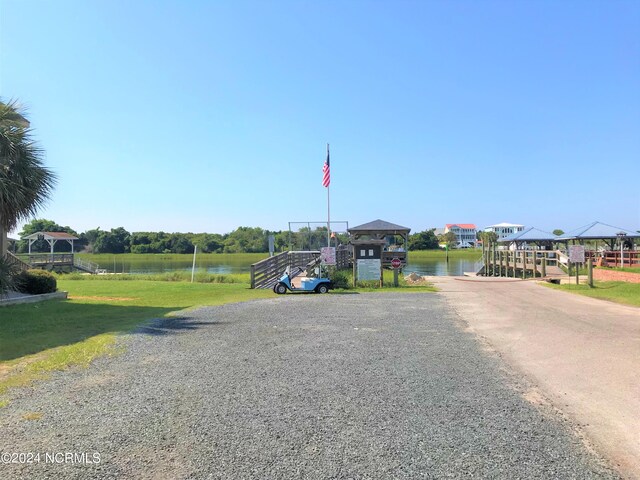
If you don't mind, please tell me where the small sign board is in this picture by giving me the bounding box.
[355,245,381,259]
[569,245,585,263]
[268,235,275,256]
[320,246,336,265]
[357,259,381,281]
[391,257,402,269]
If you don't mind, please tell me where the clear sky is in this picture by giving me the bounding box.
[2,0,639,236]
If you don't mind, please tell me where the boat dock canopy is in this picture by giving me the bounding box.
[555,221,640,241]
[21,231,79,254]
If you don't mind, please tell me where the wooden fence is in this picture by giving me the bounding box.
[3,252,30,272]
[251,248,352,289]
[596,251,640,268]
[251,251,320,289]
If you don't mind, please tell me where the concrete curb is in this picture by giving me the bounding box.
[0,291,68,307]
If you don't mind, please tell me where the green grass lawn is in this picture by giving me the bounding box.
[544,281,640,307]
[0,279,271,406]
[0,272,435,406]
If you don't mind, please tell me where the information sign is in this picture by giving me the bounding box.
[320,247,336,265]
[357,259,381,281]
[569,245,585,263]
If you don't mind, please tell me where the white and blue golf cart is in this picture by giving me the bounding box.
[273,254,333,294]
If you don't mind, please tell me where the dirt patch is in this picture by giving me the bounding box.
[69,296,138,301]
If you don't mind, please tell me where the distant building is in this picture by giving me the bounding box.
[432,228,445,237]
[484,222,525,240]
[445,224,478,248]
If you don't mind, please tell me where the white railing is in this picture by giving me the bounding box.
[73,257,99,273]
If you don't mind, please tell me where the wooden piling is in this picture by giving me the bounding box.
[505,250,510,277]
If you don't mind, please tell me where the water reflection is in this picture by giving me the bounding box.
[404,259,479,276]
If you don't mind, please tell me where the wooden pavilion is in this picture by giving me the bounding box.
[22,231,79,254]
[348,219,411,267]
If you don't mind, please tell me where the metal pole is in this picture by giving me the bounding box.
[326,143,331,248]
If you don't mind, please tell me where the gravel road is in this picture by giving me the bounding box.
[1,293,619,479]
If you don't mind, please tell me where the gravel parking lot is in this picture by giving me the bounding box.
[1,293,619,479]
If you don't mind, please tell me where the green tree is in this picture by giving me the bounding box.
[17,218,80,253]
[439,231,458,249]
[168,233,194,254]
[478,231,498,245]
[93,227,131,254]
[408,229,439,250]
[223,227,268,253]
[195,233,224,253]
[0,100,56,256]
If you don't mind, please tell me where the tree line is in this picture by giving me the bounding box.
[15,219,453,254]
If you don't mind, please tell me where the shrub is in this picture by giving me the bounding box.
[329,269,350,289]
[0,257,19,296]
[15,269,57,294]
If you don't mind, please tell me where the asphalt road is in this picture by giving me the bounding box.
[1,293,619,479]
[428,276,640,479]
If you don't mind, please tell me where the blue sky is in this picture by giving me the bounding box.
[2,0,639,235]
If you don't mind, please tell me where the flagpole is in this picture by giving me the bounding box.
[326,143,331,247]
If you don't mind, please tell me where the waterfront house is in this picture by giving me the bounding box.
[484,223,525,240]
[445,224,478,248]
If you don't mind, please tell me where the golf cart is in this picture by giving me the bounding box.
[273,254,333,294]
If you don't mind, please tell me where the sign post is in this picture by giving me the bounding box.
[354,243,383,287]
[391,257,401,287]
[569,245,585,285]
[320,246,336,266]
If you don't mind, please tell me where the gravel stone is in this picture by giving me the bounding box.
[0,293,619,479]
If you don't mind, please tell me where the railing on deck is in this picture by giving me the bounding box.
[595,251,640,268]
[16,253,100,274]
[23,253,75,266]
[336,245,351,269]
[73,257,100,273]
[251,251,320,289]
[3,252,30,272]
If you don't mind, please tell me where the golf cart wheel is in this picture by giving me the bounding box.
[316,284,329,294]
[275,283,288,294]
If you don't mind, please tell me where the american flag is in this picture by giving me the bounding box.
[322,146,330,188]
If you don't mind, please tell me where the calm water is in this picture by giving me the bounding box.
[100,256,480,276]
[404,259,480,276]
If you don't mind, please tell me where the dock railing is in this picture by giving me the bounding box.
[73,257,100,274]
[3,252,31,273]
[599,250,639,268]
[251,251,320,289]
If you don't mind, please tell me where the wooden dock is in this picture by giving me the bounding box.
[17,254,101,274]
[480,248,568,279]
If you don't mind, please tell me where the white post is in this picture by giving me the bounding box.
[191,245,198,283]
[621,241,624,268]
